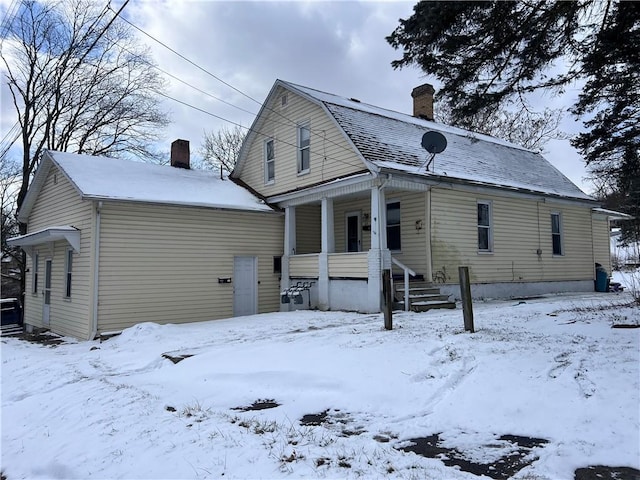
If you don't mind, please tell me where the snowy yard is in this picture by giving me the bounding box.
[2,283,639,479]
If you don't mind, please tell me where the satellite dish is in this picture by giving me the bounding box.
[421,131,447,154]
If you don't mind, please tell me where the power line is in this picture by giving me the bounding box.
[111,9,362,160]
[156,91,369,172]
[112,7,262,108]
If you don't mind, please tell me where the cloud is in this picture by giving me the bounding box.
[1,0,593,193]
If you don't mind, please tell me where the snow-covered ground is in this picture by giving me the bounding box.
[2,290,639,479]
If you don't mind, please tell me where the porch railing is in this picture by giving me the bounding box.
[391,256,416,311]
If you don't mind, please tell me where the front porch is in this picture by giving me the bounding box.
[273,174,445,313]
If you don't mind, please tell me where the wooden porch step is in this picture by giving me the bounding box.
[411,300,457,312]
[393,276,456,312]
[408,293,451,302]
[397,286,441,296]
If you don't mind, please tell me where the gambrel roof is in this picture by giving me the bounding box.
[267,80,594,203]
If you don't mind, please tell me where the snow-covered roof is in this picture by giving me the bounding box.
[45,151,275,213]
[282,81,594,202]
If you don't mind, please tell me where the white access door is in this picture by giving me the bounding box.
[233,256,257,317]
[43,258,52,325]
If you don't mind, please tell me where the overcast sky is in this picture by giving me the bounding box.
[1,0,592,193]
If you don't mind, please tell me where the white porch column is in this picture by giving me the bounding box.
[368,186,387,312]
[318,197,334,310]
[281,206,297,312]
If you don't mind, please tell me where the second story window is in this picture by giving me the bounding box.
[264,139,275,183]
[297,124,310,174]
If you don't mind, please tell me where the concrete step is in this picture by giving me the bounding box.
[411,300,457,312]
[398,287,442,296]
[408,293,451,302]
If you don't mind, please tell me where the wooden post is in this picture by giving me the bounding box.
[383,269,393,330]
[458,266,474,332]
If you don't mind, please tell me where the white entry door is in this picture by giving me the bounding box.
[43,258,52,325]
[233,256,257,317]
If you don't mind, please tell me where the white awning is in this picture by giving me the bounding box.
[7,226,80,256]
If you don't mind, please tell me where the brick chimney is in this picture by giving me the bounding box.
[411,83,435,121]
[170,139,190,169]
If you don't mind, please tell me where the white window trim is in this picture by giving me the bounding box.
[64,247,73,298]
[551,212,564,256]
[477,200,493,254]
[264,138,275,185]
[297,122,310,175]
[386,199,402,252]
[32,253,39,294]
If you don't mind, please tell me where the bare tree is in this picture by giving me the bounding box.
[1,0,169,214]
[200,125,245,174]
[436,101,568,152]
[1,158,23,298]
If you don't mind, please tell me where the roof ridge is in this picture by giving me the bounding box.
[281,80,536,153]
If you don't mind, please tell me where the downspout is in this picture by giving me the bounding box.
[89,201,102,340]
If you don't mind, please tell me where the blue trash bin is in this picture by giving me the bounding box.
[595,264,608,292]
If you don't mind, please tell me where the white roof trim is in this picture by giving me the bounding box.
[7,226,80,255]
[592,207,633,220]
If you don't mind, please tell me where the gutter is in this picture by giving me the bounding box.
[89,201,102,341]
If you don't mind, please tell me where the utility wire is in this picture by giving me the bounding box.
[111,9,362,160]
[156,91,369,172]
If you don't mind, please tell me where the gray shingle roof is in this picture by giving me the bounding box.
[284,81,593,202]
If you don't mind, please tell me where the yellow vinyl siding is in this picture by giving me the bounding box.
[96,202,283,333]
[296,204,321,254]
[333,192,428,275]
[431,187,597,284]
[289,254,319,278]
[24,166,92,339]
[238,87,365,197]
[592,214,611,273]
[328,253,368,278]
[334,196,370,253]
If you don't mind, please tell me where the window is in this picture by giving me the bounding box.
[281,93,288,108]
[297,124,310,174]
[264,139,275,183]
[386,201,401,251]
[551,213,563,255]
[32,253,39,294]
[477,201,493,252]
[64,249,73,298]
[273,256,282,274]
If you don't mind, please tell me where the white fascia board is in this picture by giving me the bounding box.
[592,207,633,220]
[381,168,599,207]
[232,81,282,179]
[79,195,281,214]
[268,173,375,207]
